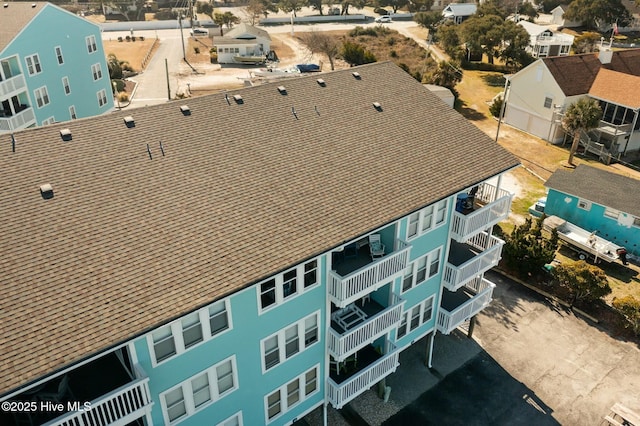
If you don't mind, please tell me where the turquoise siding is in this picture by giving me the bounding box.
[546,189,640,255]
[135,257,327,425]
[0,4,113,125]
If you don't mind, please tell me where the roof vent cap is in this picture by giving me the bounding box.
[180,105,191,115]
[60,128,72,141]
[40,183,54,199]
[123,116,135,127]
[277,86,287,95]
[352,72,361,80]
[233,94,244,104]
[316,78,326,86]
[373,102,382,111]
[3,4,9,8]
[31,3,36,7]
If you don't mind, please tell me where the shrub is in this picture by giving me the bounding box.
[502,216,559,279]
[341,41,377,66]
[612,296,640,335]
[489,94,503,118]
[117,36,123,42]
[552,261,611,306]
[117,92,130,102]
[194,47,200,54]
[388,37,396,46]
[373,7,389,15]
[349,26,379,37]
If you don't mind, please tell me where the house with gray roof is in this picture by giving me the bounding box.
[0,2,114,133]
[442,3,477,24]
[213,23,271,64]
[518,21,574,58]
[544,164,640,255]
[504,48,640,161]
[0,62,519,426]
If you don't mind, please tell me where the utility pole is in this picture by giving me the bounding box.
[165,58,171,100]
[178,14,186,61]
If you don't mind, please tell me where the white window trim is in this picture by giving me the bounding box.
[401,246,443,293]
[41,116,55,126]
[62,76,71,95]
[257,258,319,314]
[91,63,103,81]
[97,89,107,107]
[34,86,49,108]
[25,54,42,76]
[406,199,449,240]
[217,411,243,426]
[633,216,640,228]
[604,207,620,220]
[69,105,77,120]
[397,296,435,339]
[264,365,320,424]
[260,311,320,373]
[55,46,64,65]
[577,199,591,211]
[160,356,239,425]
[147,298,233,367]
[86,35,97,53]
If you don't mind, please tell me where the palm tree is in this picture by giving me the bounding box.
[561,98,602,166]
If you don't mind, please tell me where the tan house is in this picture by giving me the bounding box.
[503,48,640,160]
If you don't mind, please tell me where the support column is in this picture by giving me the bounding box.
[426,331,435,368]
[467,316,476,338]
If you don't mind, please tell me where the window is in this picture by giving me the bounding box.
[265,365,319,423]
[161,357,238,425]
[402,247,442,293]
[604,207,620,220]
[148,298,233,365]
[41,117,55,126]
[634,217,640,228]
[396,296,435,339]
[69,105,77,120]
[62,77,70,95]
[86,35,97,53]
[97,89,107,107]
[261,311,319,372]
[91,63,103,80]
[217,412,243,426]
[560,45,570,55]
[406,200,448,239]
[258,258,319,312]
[55,46,64,64]
[577,199,591,211]
[34,86,50,108]
[25,54,42,75]
[543,97,553,109]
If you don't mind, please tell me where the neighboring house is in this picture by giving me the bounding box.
[544,165,640,256]
[0,2,114,133]
[550,5,581,28]
[517,21,574,58]
[213,23,271,64]
[503,48,640,159]
[0,62,519,426]
[441,3,477,24]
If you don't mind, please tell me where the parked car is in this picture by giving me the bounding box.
[375,16,392,23]
[190,27,209,36]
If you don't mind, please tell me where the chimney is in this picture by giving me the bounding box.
[599,47,613,64]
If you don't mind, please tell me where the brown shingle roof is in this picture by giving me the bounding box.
[543,49,640,96]
[589,68,640,108]
[0,62,520,395]
[0,2,47,51]
[545,164,640,217]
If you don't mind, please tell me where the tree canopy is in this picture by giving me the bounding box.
[552,261,611,305]
[563,0,631,30]
[502,216,559,278]
[298,31,341,70]
[561,98,603,165]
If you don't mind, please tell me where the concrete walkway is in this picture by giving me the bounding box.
[305,270,640,425]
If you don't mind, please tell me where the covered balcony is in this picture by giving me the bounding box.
[0,95,35,133]
[0,73,26,97]
[327,342,400,409]
[328,292,405,361]
[437,277,495,335]
[329,239,410,308]
[1,348,152,426]
[443,232,504,292]
[451,182,512,242]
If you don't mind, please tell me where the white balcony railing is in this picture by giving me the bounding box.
[329,240,410,308]
[328,294,405,361]
[451,188,512,242]
[0,106,36,132]
[437,278,495,335]
[327,343,400,409]
[0,73,26,97]
[443,232,504,292]
[44,365,152,426]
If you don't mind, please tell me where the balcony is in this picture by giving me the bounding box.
[329,240,410,308]
[0,106,36,132]
[328,293,405,361]
[2,350,152,426]
[437,277,495,335]
[451,183,512,242]
[327,343,400,409]
[0,73,26,97]
[443,232,504,292]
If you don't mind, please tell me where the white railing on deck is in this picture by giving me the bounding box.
[327,344,400,409]
[437,278,495,335]
[0,73,26,96]
[0,107,35,132]
[329,240,410,307]
[328,293,405,361]
[475,182,511,205]
[451,191,512,242]
[45,365,152,426]
[443,233,504,292]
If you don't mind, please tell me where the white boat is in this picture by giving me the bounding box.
[543,215,623,263]
[252,67,301,78]
[233,55,265,64]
